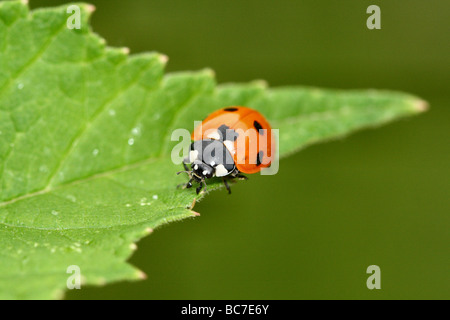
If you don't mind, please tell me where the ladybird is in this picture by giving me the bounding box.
[178,106,274,194]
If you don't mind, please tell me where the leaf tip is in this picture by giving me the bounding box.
[413,99,429,113]
[53,289,65,300]
[96,277,107,286]
[86,4,96,13]
[159,54,169,64]
[191,210,201,217]
[202,68,216,78]
[187,198,200,216]
[137,270,147,280]
[252,79,269,88]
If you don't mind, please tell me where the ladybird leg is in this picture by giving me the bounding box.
[176,169,192,188]
[196,179,208,194]
[222,178,231,194]
[235,173,248,181]
[177,177,193,189]
[177,162,191,176]
[196,183,203,194]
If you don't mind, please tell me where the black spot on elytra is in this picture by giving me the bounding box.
[256,151,264,166]
[218,124,239,141]
[253,120,264,135]
[224,107,238,112]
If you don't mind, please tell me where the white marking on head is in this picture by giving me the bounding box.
[207,130,221,140]
[223,140,235,154]
[215,164,229,177]
[194,164,198,170]
[202,170,208,176]
[189,150,199,163]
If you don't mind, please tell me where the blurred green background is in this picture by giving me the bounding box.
[32,0,449,299]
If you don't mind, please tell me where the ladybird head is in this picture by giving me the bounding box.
[179,139,237,194]
[191,160,214,180]
[182,140,236,180]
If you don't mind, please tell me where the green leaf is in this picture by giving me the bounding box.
[0,1,426,299]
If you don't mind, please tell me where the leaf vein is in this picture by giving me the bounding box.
[44,60,158,189]
[0,22,66,99]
